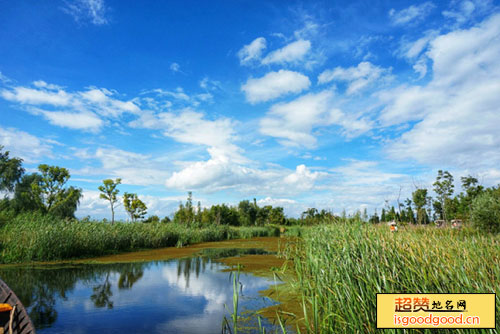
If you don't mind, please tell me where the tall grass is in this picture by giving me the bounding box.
[0,213,281,264]
[283,222,500,333]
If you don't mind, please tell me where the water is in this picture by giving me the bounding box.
[0,249,280,333]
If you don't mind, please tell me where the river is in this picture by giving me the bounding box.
[0,240,286,334]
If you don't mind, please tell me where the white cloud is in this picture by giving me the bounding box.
[148,87,190,101]
[381,13,500,169]
[442,0,493,25]
[32,109,104,132]
[0,72,11,84]
[283,164,322,191]
[397,31,439,78]
[130,108,243,162]
[62,0,109,25]
[1,83,140,131]
[241,70,311,104]
[398,30,439,60]
[259,90,372,148]
[389,2,436,25]
[199,77,221,91]
[73,147,172,186]
[412,57,428,79]
[238,37,267,65]
[1,86,72,106]
[261,39,311,65]
[326,160,410,213]
[0,127,53,163]
[165,156,261,191]
[164,154,327,197]
[170,62,180,72]
[318,61,392,95]
[257,197,296,206]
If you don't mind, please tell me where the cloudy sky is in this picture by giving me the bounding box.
[1,0,499,219]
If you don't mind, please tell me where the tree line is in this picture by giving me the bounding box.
[1,146,499,231]
[368,170,499,232]
[0,145,82,219]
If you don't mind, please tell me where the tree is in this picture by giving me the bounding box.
[369,214,380,224]
[470,189,500,233]
[30,164,82,218]
[403,199,416,224]
[0,145,24,192]
[412,188,429,224]
[458,176,484,219]
[238,200,258,226]
[381,208,387,222]
[98,178,121,224]
[268,206,285,225]
[433,170,454,221]
[123,193,147,222]
[362,208,368,222]
[174,192,195,224]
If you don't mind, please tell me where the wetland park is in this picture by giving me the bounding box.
[1,151,499,333]
[1,1,500,333]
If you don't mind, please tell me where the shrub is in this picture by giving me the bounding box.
[470,191,500,233]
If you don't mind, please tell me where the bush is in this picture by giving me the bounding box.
[470,191,500,233]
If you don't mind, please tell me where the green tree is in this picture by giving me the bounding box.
[238,200,257,226]
[268,206,285,225]
[10,174,43,213]
[174,192,195,224]
[458,176,484,219]
[30,164,82,218]
[98,178,121,224]
[433,170,454,221]
[412,188,429,224]
[123,193,147,222]
[0,145,24,192]
[369,214,380,224]
[470,189,500,233]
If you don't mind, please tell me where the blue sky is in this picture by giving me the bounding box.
[1,0,500,219]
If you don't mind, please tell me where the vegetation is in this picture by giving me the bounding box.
[123,192,147,222]
[281,221,500,333]
[1,144,500,332]
[0,145,24,192]
[470,188,500,233]
[0,212,281,263]
[98,178,121,224]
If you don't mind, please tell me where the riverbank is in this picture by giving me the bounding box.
[0,213,283,264]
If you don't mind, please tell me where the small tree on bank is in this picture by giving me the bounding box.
[98,178,121,224]
[123,192,147,222]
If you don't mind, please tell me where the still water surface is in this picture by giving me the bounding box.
[0,249,279,333]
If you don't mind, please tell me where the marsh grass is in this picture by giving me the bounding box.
[283,222,500,333]
[0,213,281,264]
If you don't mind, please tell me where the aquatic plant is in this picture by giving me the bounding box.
[0,212,281,263]
[283,222,500,333]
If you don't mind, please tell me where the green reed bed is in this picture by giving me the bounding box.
[0,213,280,264]
[283,223,500,334]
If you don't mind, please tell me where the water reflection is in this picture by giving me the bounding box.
[0,250,278,334]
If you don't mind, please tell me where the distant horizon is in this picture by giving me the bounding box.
[1,0,499,220]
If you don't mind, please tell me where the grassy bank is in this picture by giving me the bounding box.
[0,213,280,264]
[281,223,500,333]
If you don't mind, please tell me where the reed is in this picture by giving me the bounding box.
[0,212,281,264]
[283,222,500,333]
